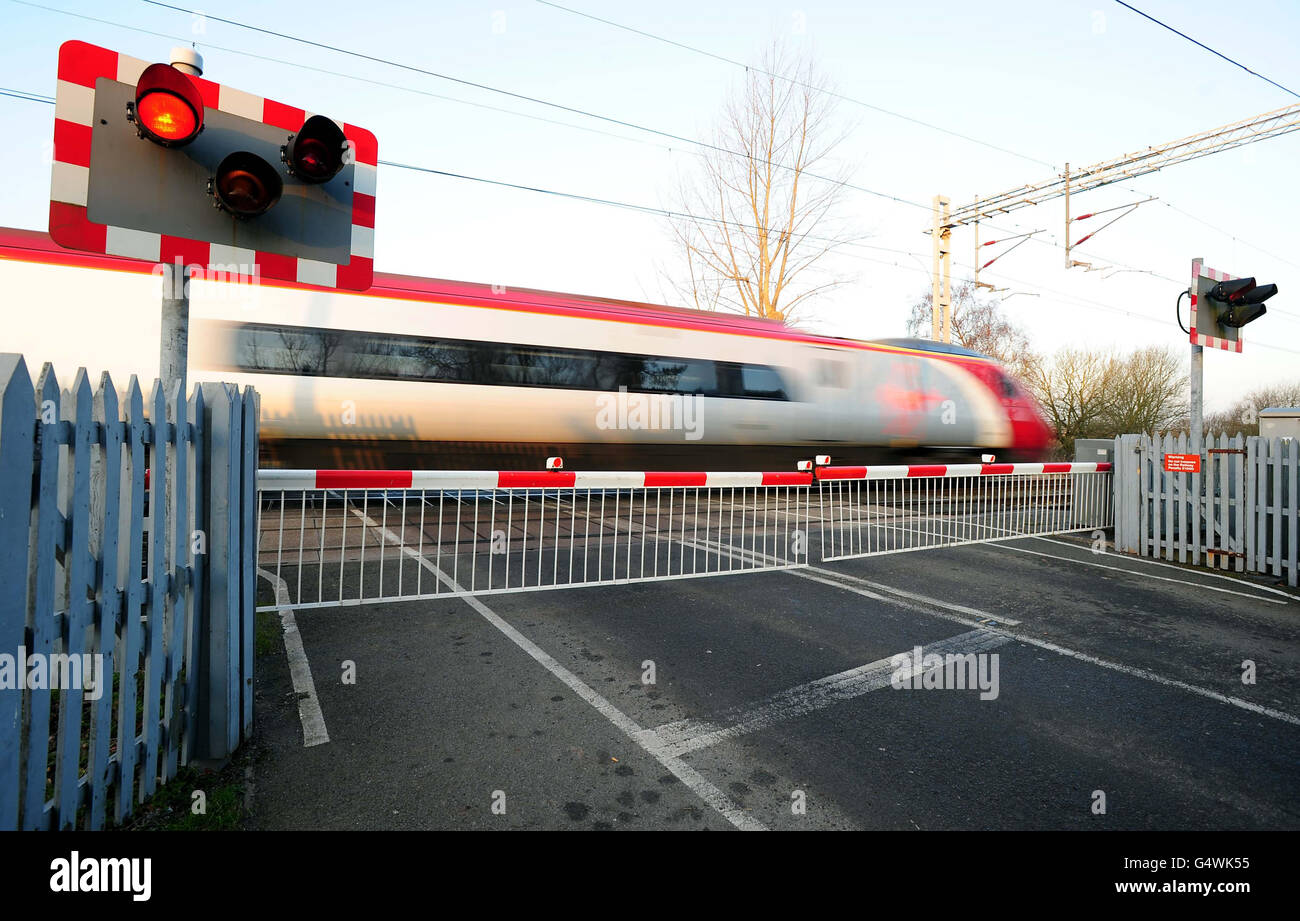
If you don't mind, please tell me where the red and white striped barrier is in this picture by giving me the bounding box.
[257,461,1111,493]
[815,461,1112,481]
[257,468,815,491]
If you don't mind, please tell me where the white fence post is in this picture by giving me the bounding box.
[0,355,35,831]
[197,383,241,761]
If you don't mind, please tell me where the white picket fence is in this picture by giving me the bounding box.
[0,355,259,830]
[1114,432,1298,586]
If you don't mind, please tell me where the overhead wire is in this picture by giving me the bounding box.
[10,4,1299,336]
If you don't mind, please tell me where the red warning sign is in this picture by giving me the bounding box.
[1163,453,1201,473]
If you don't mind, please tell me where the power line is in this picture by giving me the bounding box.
[0,86,1197,332]
[0,87,54,103]
[1113,0,1300,99]
[382,156,1300,342]
[28,0,1293,294]
[534,0,1059,169]
[136,0,929,212]
[9,0,700,151]
[10,8,1297,338]
[15,0,936,216]
[0,88,898,262]
[9,78,1300,356]
[534,1,1299,282]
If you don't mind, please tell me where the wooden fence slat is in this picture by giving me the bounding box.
[1137,435,1149,557]
[115,377,146,825]
[181,386,204,765]
[1170,434,1180,561]
[1246,436,1257,572]
[1272,438,1283,577]
[1219,433,1230,569]
[164,381,188,781]
[1175,431,1187,564]
[87,373,121,829]
[141,381,168,799]
[0,356,35,831]
[23,365,61,830]
[54,369,93,830]
[1232,434,1245,572]
[1288,439,1298,587]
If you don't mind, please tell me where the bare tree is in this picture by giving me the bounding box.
[1203,380,1300,436]
[1023,345,1188,455]
[666,43,855,323]
[1023,348,1118,456]
[1104,345,1188,435]
[906,280,1038,380]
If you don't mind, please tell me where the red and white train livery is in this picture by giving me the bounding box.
[0,226,1053,470]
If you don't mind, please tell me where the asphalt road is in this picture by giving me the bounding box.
[250,530,1300,831]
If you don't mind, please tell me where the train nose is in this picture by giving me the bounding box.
[1010,402,1054,456]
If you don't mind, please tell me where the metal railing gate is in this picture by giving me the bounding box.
[257,461,1113,612]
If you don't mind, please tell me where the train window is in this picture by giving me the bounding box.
[637,358,717,395]
[210,321,791,401]
[738,365,788,399]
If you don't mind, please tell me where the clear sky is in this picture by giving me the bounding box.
[1,0,1297,410]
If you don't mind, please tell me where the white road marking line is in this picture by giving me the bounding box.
[680,536,1021,626]
[805,565,1023,626]
[1031,536,1297,601]
[256,568,330,747]
[349,508,767,832]
[647,629,1009,758]
[790,573,1300,727]
[994,543,1288,604]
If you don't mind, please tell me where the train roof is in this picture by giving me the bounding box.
[870,337,994,360]
[0,225,994,364]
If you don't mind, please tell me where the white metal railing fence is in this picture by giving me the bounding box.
[1115,432,1297,586]
[0,354,258,831]
[256,461,1114,612]
[255,469,814,610]
[814,462,1114,561]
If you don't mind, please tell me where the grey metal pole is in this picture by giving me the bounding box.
[1190,341,1204,454]
[159,259,188,398]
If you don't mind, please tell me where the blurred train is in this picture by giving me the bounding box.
[0,226,1053,470]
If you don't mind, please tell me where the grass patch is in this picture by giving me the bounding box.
[117,747,254,831]
[254,610,282,657]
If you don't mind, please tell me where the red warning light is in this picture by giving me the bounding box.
[211,151,283,217]
[283,114,347,184]
[132,62,205,147]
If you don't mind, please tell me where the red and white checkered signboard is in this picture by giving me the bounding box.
[1189,258,1243,353]
[49,40,377,290]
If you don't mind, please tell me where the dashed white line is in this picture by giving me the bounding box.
[256,568,330,747]
[646,628,1010,757]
